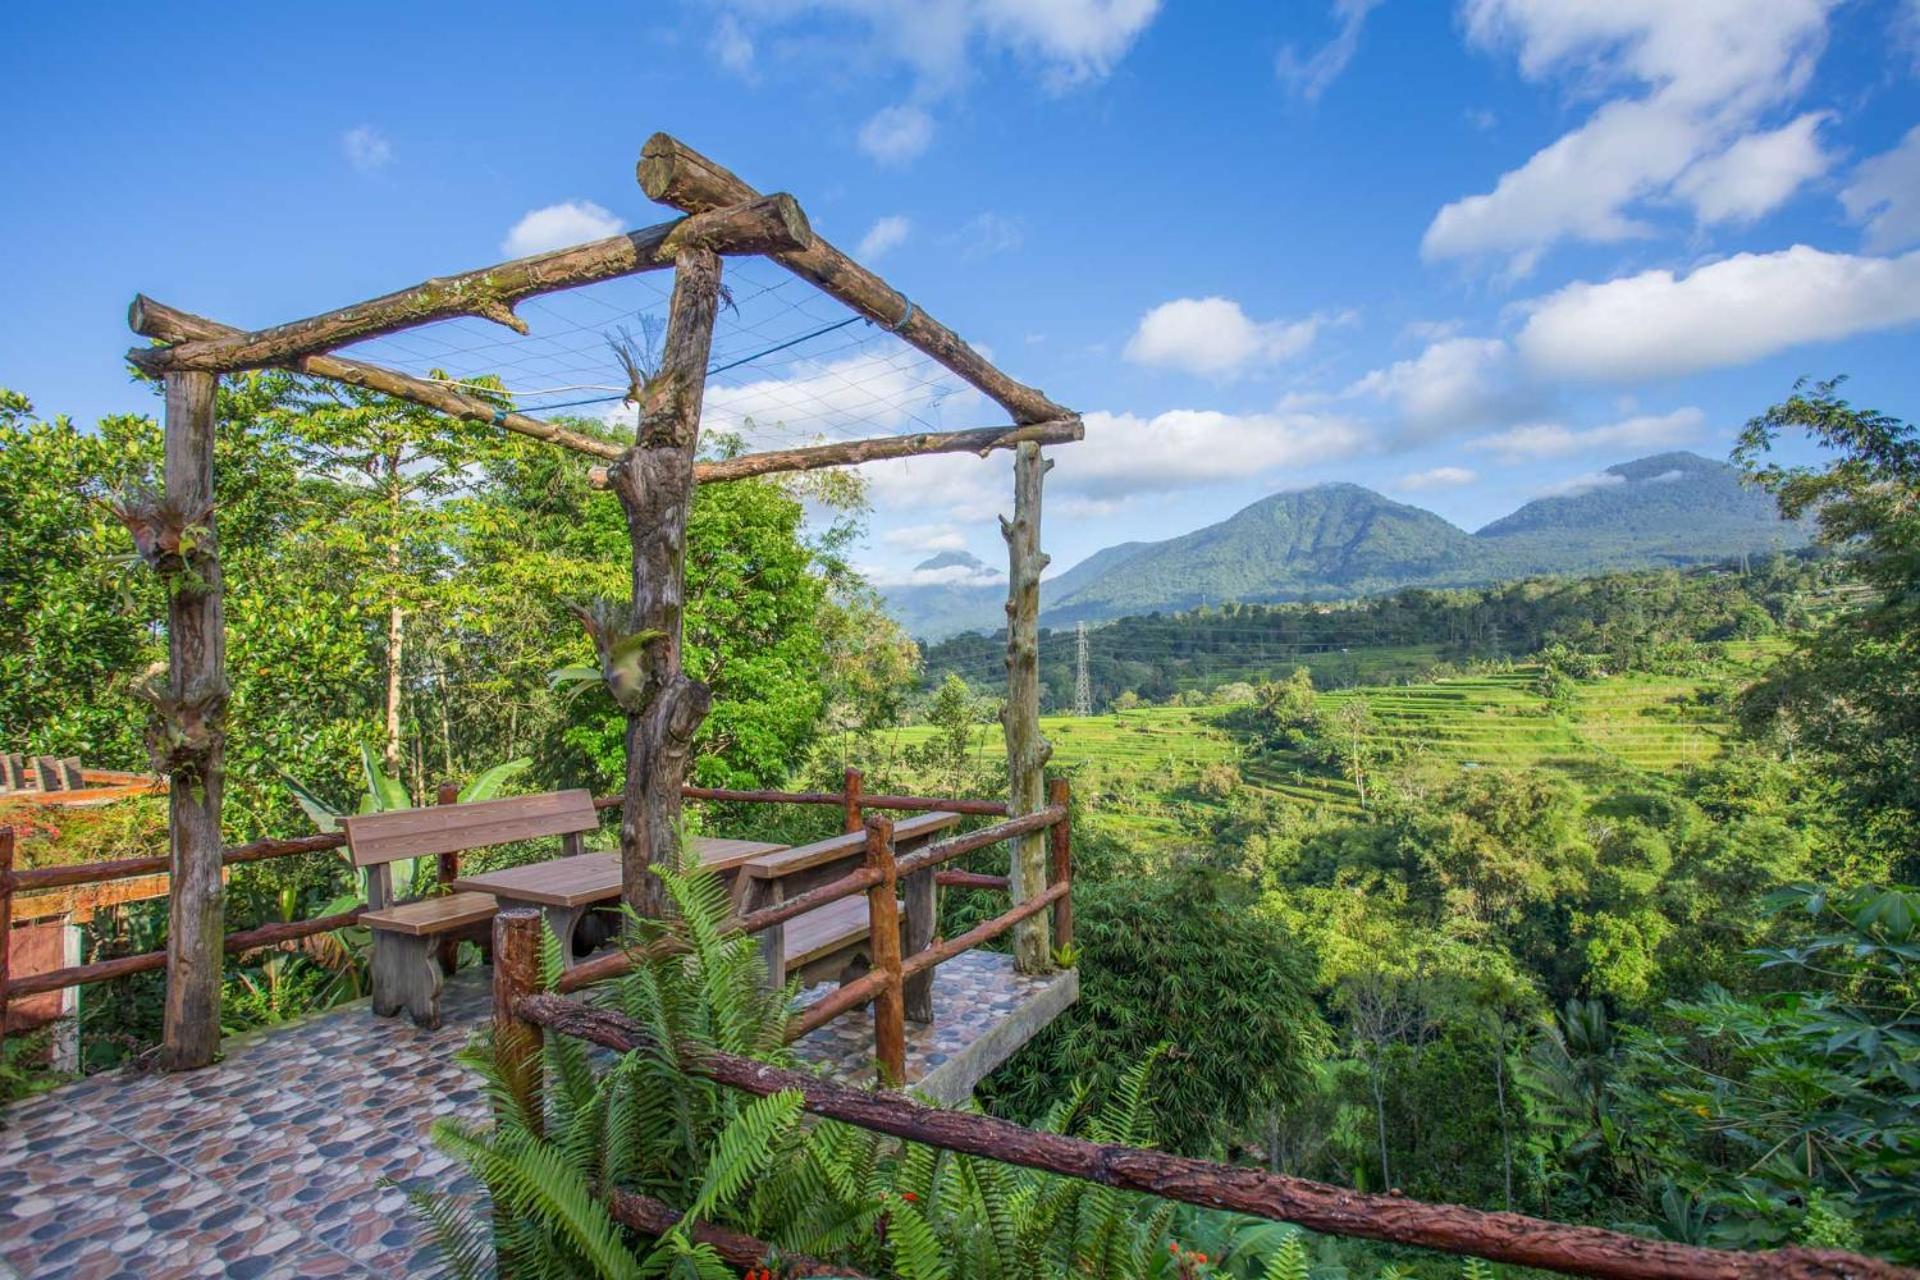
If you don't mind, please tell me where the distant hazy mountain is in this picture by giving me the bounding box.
[879,452,1808,639]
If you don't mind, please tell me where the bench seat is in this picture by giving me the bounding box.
[361,891,498,937]
[785,894,901,971]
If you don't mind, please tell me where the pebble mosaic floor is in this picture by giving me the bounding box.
[0,952,1072,1278]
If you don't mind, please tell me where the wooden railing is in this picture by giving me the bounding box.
[0,768,1058,1064]
[507,991,1915,1280]
[539,771,1074,1084]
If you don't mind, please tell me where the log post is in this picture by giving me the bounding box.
[1048,776,1073,955]
[603,248,723,920]
[160,369,227,1071]
[903,852,937,1025]
[435,781,462,976]
[842,766,864,834]
[865,816,906,1084]
[0,826,14,1041]
[1000,441,1053,973]
[492,907,544,1135]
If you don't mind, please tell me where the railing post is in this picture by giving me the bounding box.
[864,815,906,1085]
[492,906,545,1135]
[434,781,461,975]
[0,826,13,1044]
[1048,777,1072,957]
[842,766,864,834]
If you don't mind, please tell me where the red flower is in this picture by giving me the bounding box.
[901,1191,919,1202]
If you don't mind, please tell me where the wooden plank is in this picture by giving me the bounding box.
[344,790,597,865]
[450,836,782,908]
[361,891,498,937]
[784,895,894,968]
[743,811,961,880]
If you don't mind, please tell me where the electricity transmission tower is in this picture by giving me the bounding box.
[1074,621,1092,717]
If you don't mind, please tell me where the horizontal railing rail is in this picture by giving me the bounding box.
[515,776,1075,1083]
[509,992,1916,1280]
[0,767,1056,1061]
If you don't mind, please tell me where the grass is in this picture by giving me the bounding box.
[875,643,1778,837]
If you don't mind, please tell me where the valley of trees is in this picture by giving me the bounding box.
[3,375,1917,1273]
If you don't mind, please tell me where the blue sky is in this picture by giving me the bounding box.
[4,1,1918,589]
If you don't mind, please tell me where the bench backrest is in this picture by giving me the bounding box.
[343,789,598,867]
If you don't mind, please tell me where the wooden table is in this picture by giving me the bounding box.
[450,837,785,966]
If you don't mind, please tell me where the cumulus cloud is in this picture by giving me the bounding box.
[1393,466,1479,492]
[342,126,392,173]
[1064,408,1368,500]
[862,558,1004,588]
[1349,337,1543,439]
[689,351,987,446]
[1533,470,1626,499]
[1470,407,1706,461]
[859,104,935,165]
[1425,0,1836,273]
[883,522,968,554]
[1125,297,1324,377]
[1674,112,1834,225]
[858,215,912,260]
[1275,0,1384,102]
[501,200,623,257]
[1842,125,1920,252]
[1515,246,1920,380]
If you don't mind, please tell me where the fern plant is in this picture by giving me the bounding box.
[412,844,1368,1278]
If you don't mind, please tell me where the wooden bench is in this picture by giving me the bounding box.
[738,810,963,1020]
[343,789,598,1028]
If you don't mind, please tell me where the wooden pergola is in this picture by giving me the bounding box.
[124,134,1081,1070]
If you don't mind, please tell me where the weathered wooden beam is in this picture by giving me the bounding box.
[638,134,1072,426]
[128,194,812,374]
[130,297,625,461]
[159,370,226,1071]
[605,1189,860,1277]
[586,418,1085,487]
[516,993,1920,1280]
[865,816,906,1083]
[605,248,723,919]
[1001,441,1053,972]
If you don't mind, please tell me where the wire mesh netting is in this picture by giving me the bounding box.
[336,254,991,448]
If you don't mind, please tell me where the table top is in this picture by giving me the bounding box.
[450,836,787,908]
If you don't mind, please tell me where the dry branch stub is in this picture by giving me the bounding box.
[637,133,1070,426]
[127,195,811,374]
[515,995,1919,1280]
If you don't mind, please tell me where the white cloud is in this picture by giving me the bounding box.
[863,559,1004,588]
[711,13,756,75]
[1842,125,1920,252]
[1533,470,1626,499]
[1275,0,1384,102]
[883,522,968,554]
[1065,408,1367,500]
[1674,111,1833,225]
[1516,245,1920,380]
[859,104,935,165]
[501,200,623,257]
[1125,297,1323,377]
[1425,0,1836,272]
[342,126,392,173]
[686,351,987,447]
[948,212,1024,259]
[1471,407,1705,461]
[1350,337,1542,439]
[1393,466,1478,492]
[857,215,912,260]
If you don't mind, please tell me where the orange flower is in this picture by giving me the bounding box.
[901,1191,919,1202]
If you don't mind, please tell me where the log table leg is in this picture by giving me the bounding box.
[369,931,446,1029]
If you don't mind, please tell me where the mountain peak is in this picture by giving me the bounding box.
[915,549,988,572]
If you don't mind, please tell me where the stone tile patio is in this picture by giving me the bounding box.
[0,953,1075,1278]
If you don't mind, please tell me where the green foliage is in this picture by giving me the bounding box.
[981,857,1327,1156]
[1736,378,1920,876]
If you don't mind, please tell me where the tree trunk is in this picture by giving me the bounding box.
[1371,1068,1392,1191]
[160,370,226,1071]
[605,248,722,919]
[385,603,404,774]
[1000,441,1053,972]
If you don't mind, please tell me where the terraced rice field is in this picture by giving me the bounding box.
[877,646,1772,828]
